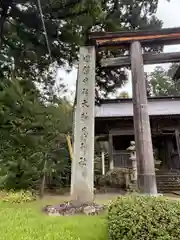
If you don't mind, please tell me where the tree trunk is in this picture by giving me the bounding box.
[39,159,47,199]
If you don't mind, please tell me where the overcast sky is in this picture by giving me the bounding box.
[58,0,180,99]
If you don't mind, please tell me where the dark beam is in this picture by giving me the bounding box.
[108,133,114,170]
[89,27,180,48]
[101,52,180,68]
[173,65,180,80]
[175,129,180,163]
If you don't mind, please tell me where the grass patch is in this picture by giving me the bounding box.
[0,197,107,240]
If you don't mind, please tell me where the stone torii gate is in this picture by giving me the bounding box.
[71,27,180,203]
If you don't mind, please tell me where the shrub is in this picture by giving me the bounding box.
[2,190,36,203]
[105,168,128,188]
[108,195,180,240]
[95,168,130,191]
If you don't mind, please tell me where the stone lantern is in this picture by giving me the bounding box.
[127,141,137,183]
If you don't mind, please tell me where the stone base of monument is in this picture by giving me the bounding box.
[42,201,106,216]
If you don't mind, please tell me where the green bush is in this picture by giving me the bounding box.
[2,190,36,203]
[105,168,128,188]
[95,168,130,191]
[108,195,180,240]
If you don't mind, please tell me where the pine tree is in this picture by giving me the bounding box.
[0,77,72,190]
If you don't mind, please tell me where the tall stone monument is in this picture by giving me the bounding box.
[71,46,96,203]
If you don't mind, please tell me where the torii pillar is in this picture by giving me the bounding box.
[71,46,96,203]
[131,41,157,195]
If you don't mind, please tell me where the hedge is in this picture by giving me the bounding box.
[108,195,180,240]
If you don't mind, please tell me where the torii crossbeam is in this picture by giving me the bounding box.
[89,27,180,47]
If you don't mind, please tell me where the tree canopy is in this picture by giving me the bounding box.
[0,0,165,96]
[147,64,180,97]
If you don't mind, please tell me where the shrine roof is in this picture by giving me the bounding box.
[95,96,180,118]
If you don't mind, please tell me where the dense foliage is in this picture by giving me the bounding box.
[147,64,180,96]
[0,77,72,191]
[108,195,180,240]
[96,169,127,189]
[2,190,36,203]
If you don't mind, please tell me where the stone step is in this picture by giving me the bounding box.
[156,171,180,175]
[158,186,180,189]
[158,188,180,193]
[156,179,180,182]
[156,180,180,183]
[156,174,180,177]
[156,172,180,192]
[157,180,180,183]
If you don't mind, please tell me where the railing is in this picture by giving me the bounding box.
[113,150,131,168]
